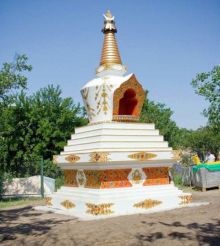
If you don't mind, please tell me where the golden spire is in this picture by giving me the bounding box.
[96,10,126,76]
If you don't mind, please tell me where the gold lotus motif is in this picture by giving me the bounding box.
[128,152,157,161]
[61,200,75,209]
[65,154,80,163]
[133,199,162,209]
[45,197,52,206]
[86,203,114,215]
[179,195,192,205]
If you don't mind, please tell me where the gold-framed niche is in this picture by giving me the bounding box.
[113,74,145,122]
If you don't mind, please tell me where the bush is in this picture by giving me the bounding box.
[55,173,64,191]
[170,164,184,187]
[180,152,193,167]
[172,174,183,187]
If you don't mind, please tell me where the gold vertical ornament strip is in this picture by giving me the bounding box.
[81,87,96,121]
[81,88,89,100]
[95,81,112,115]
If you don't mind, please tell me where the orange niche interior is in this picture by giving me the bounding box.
[113,74,146,120]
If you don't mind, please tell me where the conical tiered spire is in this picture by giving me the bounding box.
[100,10,122,66]
[96,10,127,76]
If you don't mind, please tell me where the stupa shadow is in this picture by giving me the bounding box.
[136,219,220,246]
[0,206,72,243]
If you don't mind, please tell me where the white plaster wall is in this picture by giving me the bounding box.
[3,176,55,197]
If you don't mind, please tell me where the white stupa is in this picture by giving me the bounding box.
[41,11,192,219]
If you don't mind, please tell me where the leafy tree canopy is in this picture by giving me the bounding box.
[140,97,185,149]
[0,54,32,106]
[192,65,220,129]
[0,55,87,178]
[183,126,220,160]
[1,85,87,177]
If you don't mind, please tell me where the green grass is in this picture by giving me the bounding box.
[0,197,44,210]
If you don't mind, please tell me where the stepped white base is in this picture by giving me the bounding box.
[36,183,193,220]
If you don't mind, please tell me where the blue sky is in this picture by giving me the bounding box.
[1,0,219,129]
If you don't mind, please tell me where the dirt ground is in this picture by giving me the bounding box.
[0,189,220,246]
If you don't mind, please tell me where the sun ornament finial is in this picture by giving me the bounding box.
[102,10,117,33]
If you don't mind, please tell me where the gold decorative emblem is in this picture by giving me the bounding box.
[179,195,192,205]
[128,152,157,161]
[53,155,58,164]
[61,200,75,209]
[45,197,52,206]
[86,203,114,215]
[131,169,142,184]
[65,154,80,163]
[89,152,110,162]
[113,74,145,119]
[76,170,86,186]
[133,199,162,209]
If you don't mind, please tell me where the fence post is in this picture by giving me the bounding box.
[40,157,44,198]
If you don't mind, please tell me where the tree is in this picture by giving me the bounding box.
[0,54,32,107]
[140,98,183,149]
[0,85,87,177]
[191,65,220,129]
[0,55,87,178]
[183,126,220,160]
[0,55,32,194]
